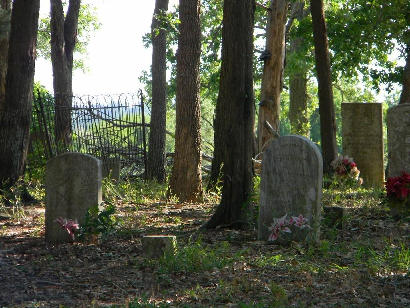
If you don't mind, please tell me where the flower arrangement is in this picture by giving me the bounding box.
[54,203,118,243]
[268,214,310,242]
[385,172,410,216]
[55,217,79,240]
[330,155,362,185]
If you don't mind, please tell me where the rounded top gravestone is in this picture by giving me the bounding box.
[258,135,323,244]
[45,152,102,244]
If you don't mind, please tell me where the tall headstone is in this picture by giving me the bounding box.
[342,103,384,187]
[387,103,410,177]
[258,135,322,244]
[45,153,102,244]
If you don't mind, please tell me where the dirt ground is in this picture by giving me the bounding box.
[0,198,409,307]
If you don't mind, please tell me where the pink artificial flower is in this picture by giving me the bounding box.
[55,217,79,240]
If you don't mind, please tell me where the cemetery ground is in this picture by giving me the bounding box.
[0,179,409,307]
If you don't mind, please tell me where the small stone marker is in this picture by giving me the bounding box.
[387,103,410,177]
[102,157,121,180]
[142,235,177,258]
[323,206,345,229]
[45,153,102,244]
[342,103,384,187]
[258,135,323,244]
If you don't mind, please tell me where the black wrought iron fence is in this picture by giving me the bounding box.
[29,91,148,177]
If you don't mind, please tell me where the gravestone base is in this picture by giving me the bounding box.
[142,235,177,259]
[102,157,121,181]
[323,206,345,229]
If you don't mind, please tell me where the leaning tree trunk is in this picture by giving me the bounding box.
[50,0,81,150]
[289,1,309,137]
[205,0,255,229]
[399,45,410,104]
[146,0,169,183]
[257,0,288,153]
[310,0,337,174]
[0,0,11,109]
[168,0,203,203]
[0,0,40,186]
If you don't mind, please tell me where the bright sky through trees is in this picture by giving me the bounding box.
[35,0,178,95]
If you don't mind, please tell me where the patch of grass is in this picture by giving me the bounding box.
[353,240,409,274]
[154,239,233,274]
[323,185,383,209]
[267,282,289,307]
[103,178,167,205]
[107,297,173,308]
[253,254,284,268]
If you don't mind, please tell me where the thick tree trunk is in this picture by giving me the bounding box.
[146,0,169,183]
[257,0,288,152]
[168,0,203,202]
[310,0,337,174]
[205,0,255,229]
[0,0,40,186]
[0,0,11,109]
[50,0,81,149]
[399,45,410,104]
[289,1,309,137]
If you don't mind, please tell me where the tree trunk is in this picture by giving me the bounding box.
[50,0,81,149]
[0,0,11,109]
[289,1,309,137]
[257,0,288,152]
[146,0,169,183]
[310,0,337,174]
[168,0,203,202]
[205,0,255,229]
[399,45,410,104]
[0,0,40,186]
[289,70,309,136]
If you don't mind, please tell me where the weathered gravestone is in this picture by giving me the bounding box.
[258,135,322,244]
[142,235,177,259]
[342,103,384,187]
[45,153,102,244]
[387,103,410,177]
[102,157,121,181]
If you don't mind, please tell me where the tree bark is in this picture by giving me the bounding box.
[289,1,309,137]
[257,0,288,152]
[168,0,203,202]
[146,0,169,183]
[399,45,410,104]
[0,0,40,186]
[310,0,337,174]
[289,70,309,136]
[50,0,81,149]
[0,0,11,109]
[205,0,255,229]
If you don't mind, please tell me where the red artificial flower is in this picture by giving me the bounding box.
[386,172,410,201]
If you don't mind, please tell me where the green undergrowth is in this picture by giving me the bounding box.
[103,178,168,205]
[145,238,243,275]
